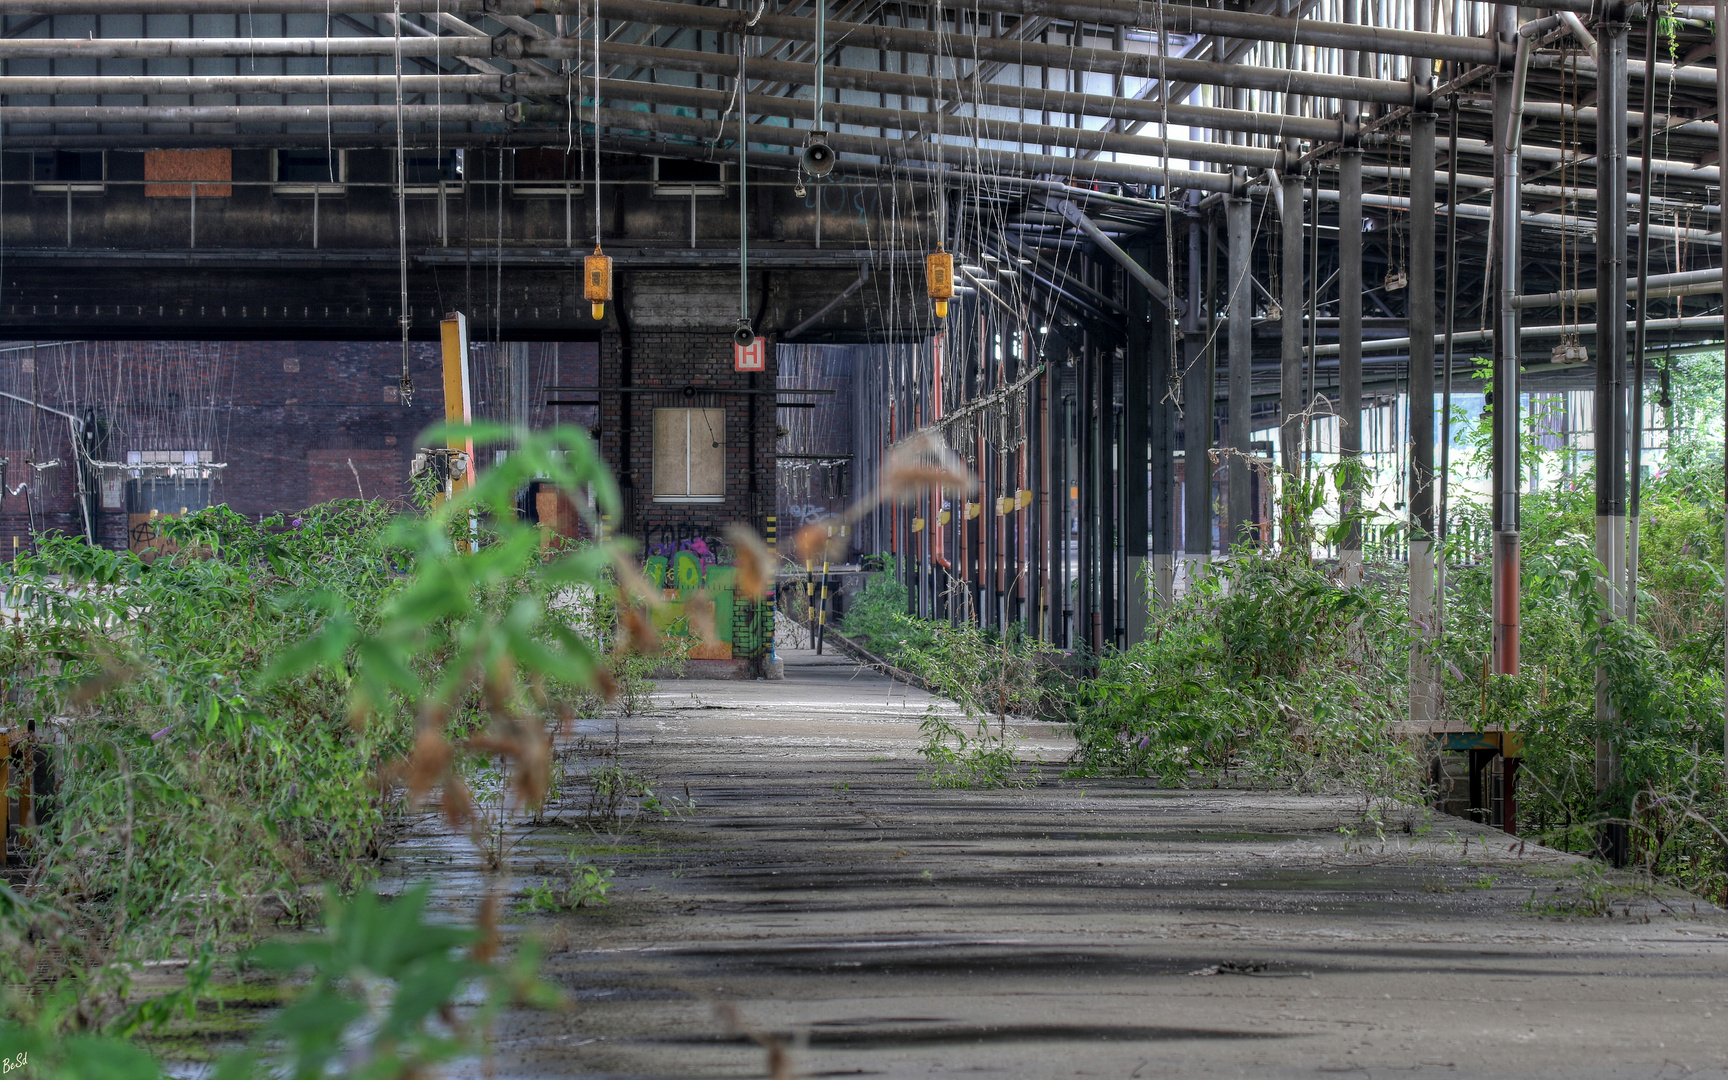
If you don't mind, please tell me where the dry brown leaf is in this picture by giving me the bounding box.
[878,430,976,502]
[509,723,553,810]
[618,600,661,655]
[723,524,775,600]
[594,666,619,703]
[471,888,500,964]
[792,522,831,565]
[404,727,455,804]
[611,551,665,609]
[441,772,475,830]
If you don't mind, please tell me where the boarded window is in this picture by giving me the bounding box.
[145,150,232,197]
[652,408,725,503]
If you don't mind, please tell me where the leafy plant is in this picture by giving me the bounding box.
[214,882,556,1080]
[516,853,615,914]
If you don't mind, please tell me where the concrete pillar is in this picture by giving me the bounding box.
[1226,196,1253,548]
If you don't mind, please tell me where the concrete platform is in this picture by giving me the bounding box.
[403,647,1728,1079]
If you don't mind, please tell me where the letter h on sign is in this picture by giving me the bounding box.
[734,337,765,372]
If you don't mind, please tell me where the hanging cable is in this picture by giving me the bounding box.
[394,0,413,406]
[584,0,612,320]
[801,0,834,178]
[735,25,755,347]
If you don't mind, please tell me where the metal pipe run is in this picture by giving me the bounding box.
[1308,313,1728,357]
[585,41,1345,143]
[1055,200,1182,314]
[2,0,1501,65]
[921,0,1500,65]
[5,0,568,10]
[0,1,1427,108]
[0,104,511,124]
[1514,268,1726,308]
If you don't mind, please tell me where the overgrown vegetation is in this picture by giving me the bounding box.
[0,423,683,1073]
[843,357,1728,904]
[840,556,1068,788]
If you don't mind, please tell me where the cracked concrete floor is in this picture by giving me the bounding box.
[416,648,1728,1079]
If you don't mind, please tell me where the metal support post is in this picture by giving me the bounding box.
[1226,196,1253,548]
[1278,170,1305,545]
[1410,100,1439,727]
[1338,148,1364,585]
[1490,6,1523,680]
[1594,15,1631,867]
[1124,239,1152,643]
[1182,214,1212,585]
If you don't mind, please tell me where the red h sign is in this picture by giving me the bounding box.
[734,337,766,372]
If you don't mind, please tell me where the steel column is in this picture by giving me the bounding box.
[1278,172,1305,545]
[1594,15,1631,868]
[1338,148,1364,585]
[1226,197,1254,549]
[1409,93,1439,727]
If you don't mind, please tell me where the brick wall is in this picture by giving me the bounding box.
[598,328,778,553]
[0,337,602,557]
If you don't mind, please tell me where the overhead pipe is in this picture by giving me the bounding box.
[4,0,567,10]
[574,78,1286,171]
[0,1,1432,107]
[1514,268,1726,308]
[1054,200,1183,315]
[577,0,1432,107]
[581,41,1343,142]
[0,74,510,95]
[1310,189,1724,247]
[904,0,1500,65]
[0,103,511,123]
[1529,49,1719,90]
[1308,313,1728,358]
[0,0,1500,65]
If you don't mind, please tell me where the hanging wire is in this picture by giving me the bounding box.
[394,0,413,406]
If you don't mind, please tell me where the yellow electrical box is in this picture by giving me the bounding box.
[585,249,613,320]
[926,250,954,318]
[911,517,925,533]
[1015,488,1033,510]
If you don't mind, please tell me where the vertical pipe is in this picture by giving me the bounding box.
[1182,214,1211,585]
[1152,292,1175,609]
[1338,148,1364,585]
[1226,196,1253,548]
[1339,0,1363,588]
[1279,171,1305,545]
[1409,16,1438,726]
[1594,15,1630,867]
[1630,4,1657,624]
[1491,8,1523,680]
[1125,238,1152,643]
[1439,93,1459,634]
[1717,0,1728,779]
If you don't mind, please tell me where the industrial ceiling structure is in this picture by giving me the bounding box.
[0,0,1721,695]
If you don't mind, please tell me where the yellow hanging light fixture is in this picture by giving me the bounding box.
[926,249,954,319]
[585,245,613,321]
